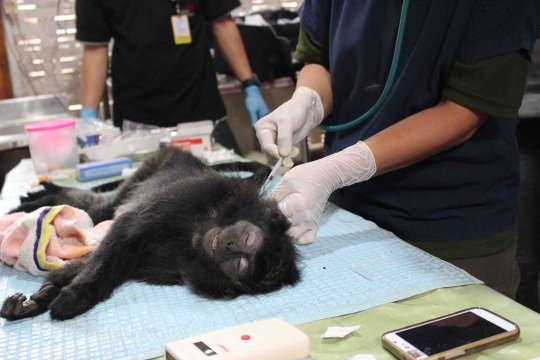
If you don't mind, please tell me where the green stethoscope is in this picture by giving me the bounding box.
[319,0,410,132]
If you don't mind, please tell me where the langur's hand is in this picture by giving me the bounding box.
[270,141,377,244]
[255,87,324,159]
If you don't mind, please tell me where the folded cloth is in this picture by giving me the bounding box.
[0,206,112,276]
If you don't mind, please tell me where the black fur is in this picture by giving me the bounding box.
[0,148,299,321]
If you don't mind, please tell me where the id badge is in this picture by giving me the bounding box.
[171,15,192,45]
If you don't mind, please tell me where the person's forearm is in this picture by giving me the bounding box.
[364,98,488,176]
[296,63,333,117]
[211,15,253,82]
[80,45,109,110]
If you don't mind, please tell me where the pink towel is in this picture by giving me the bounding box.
[0,206,113,276]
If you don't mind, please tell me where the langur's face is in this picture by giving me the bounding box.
[199,220,264,279]
[189,195,298,296]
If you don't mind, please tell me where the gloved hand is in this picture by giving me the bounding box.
[255,87,324,159]
[244,85,270,126]
[271,141,377,245]
[80,107,99,119]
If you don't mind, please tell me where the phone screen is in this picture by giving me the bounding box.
[395,312,507,355]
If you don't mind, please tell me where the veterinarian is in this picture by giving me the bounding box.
[515,39,540,312]
[255,0,540,299]
[75,0,269,154]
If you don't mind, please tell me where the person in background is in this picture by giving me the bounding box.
[256,0,540,299]
[516,39,540,312]
[76,0,269,155]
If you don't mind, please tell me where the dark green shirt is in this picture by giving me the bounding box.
[442,51,531,119]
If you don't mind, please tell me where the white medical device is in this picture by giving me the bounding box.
[164,318,310,360]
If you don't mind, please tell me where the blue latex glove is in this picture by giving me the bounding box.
[80,107,99,118]
[244,85,270,126]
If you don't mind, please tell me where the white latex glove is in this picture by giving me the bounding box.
[270,141,377,245]
[255,87,324,158]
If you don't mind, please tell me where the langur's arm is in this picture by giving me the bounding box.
[0,283,60,321]
[0,256,91,321]
[47,214,149,320]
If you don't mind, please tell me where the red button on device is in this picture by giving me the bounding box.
[241,335,251,340]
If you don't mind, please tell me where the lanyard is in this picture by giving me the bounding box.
[171,0,187,14]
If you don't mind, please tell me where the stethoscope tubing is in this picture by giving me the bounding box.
[319,0,410,132]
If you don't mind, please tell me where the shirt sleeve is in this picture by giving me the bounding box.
[442,50,531,119]
[297,0,332,45]
[202,0,241,23]
[75,0,111,44]
[294,28,329,68]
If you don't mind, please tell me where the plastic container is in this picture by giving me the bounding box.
[171,120,214,157]
[25,118,80,174]
[81,135,161,162]
[76,157,132,181]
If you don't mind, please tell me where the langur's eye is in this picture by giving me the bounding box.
[236,258,248,272]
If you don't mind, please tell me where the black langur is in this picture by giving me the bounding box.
[1,148,300,321]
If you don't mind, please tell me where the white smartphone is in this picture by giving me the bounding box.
[382,307,520,360]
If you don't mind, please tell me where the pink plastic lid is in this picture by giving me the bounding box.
[25,118,76,132]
